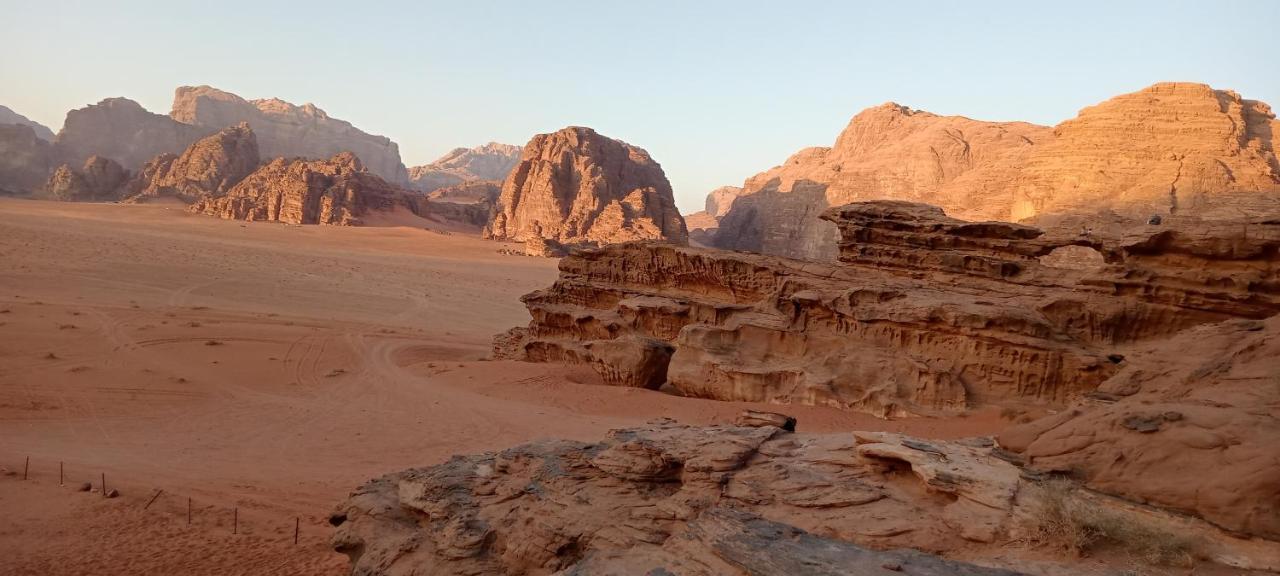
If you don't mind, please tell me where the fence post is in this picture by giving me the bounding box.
[60,461,63,485]
[188,497,192,525]
[294,517,299,545]
[144,489,164,509]
[101,473,106,497]
[23,457,28,480]
[233,508,238,535]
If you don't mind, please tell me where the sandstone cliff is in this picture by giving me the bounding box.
[54,97,213,172]
[170,85,409,184]
[498,202,1279,417]
[45,156,130,201]
[406,142,521,192]
[714,83,1280,261]
[686,185,743,245]
[0,124,54,195]
[0,104,55,141]
[189,152,419,225]
[484,127,688,251]
[128,123,260,203]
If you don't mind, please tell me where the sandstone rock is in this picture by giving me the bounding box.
[734,410,796,431]
[686,185,743,246]
[483,127,688,250]
[189,152,420,225]
[127,123,260,203]
[0,124,54,195]
[332,420,1030,575]
[170,85,409,183]
[999,316,1280,540]
[713,83,1280,261]
[45,156,130,201]
[54,97,213,172]
[499,201,1280,417]
[413,181,501,229]
[0,104,55,141]
[406,142,521,193]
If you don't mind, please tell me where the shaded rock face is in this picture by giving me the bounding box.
[128,123,260,203]
[999,316,1280,540]
[170,86,409,184]
[332,420,1029,576]
[497,201,1280,417]
[0,104,55,141]
[714,83,1280,261]
[685,185,743,246]
[54,97,213,172]
[45,156,130,201]
[0,124,54,195]
[189,152,419,225]
[406,142,521,193]
[715,104,1049,260]
[483,127,688,251]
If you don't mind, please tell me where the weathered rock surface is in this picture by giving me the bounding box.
[45,156,130,201]
[189,152,420,225]
[54,97,213,172]
[483,127,688,251]
[126,123,260,203]
[406,142,521,193]
[0,104,55,141]
[686,185,743,246]
[0,124,55,195]
[498,201,1280,417]
[713,83,1280,261]
[170,85,409,184]
[999,315,1280,540]
[332,420,1030,576]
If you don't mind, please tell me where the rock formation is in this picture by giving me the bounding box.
[332,419,1032,575]
[170,86,408,183]
[189,152,419,225]
[999,315,1280,540]
[0,124,54,195]
[54,97,213,172]
[413,181,501,229]
[127,123,260,203]
[45,156,130,201]
[685,185,743,246]
[0,104,55,141]
[713,83,1280,261]
[483,127,688,251]
[714,104,1049,260]
[406,142,521,192]
[497,201,1280,418]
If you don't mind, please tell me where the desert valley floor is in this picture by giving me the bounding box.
[0,199,1042,576]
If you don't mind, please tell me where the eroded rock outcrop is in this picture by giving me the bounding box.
[999,315,1280,540]
[170,85,409,183]
[189,152,419,225]
[714,83,1280,261]
[498,201,1280,417]
[332,420,1030,575]
[685,185,743,246]
[406,142,521,193]
[127,123,260,203]
[0,124,55,195]
[44,156,130,201]
[483,127,688,252]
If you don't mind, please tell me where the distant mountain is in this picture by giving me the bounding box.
[406,142,521,192]
[0,105,55,141]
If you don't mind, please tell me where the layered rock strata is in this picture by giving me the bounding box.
[484,127,688,251]
[189,152,420,225]
[332,420,1031,575]
[497,201,1280,417]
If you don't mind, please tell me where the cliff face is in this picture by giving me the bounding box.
[498,201,1279,416]
[406,142,521,192]
[0,124,54,195]
[45,156,130,201]
[685,185,743,246]
[189,152,419,225]
[484,127,688,251]
[128,123,260,203]
[170,86,409,184]
[713,83,1280,261]
[54,97,213,173]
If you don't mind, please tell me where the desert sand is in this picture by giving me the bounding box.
[0,199,1008,575]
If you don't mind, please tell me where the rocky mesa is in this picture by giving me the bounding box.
[484,127,688,255]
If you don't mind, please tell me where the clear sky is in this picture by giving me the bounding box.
[2,0,1277,212]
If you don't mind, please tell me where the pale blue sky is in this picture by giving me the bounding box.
[2,1,1277,212]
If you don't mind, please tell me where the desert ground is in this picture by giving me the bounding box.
[0,199,1024,575]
